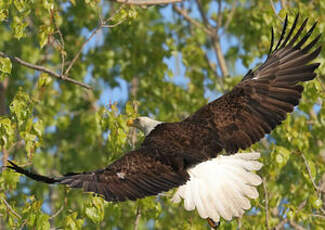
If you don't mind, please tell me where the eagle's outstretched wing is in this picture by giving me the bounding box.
[185,14,321,154]
[7,148,188,202]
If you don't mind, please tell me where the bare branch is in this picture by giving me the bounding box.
[280,0,287,9]
[0,78,9,166]
[223,0,238,32]
[102,20,126,28]
[216,0,222,29]
[275,218,287,230]
[0,51,91,89]
[289,220,305,230]
[211,37,229,77]
[194,0,229,77]
[173,3,229,78]
[110,0,182,5]
[262,177,270,230]
[311,214,325,219]
[269,0,278,16]
[203,53,224,91]
[49,205,64,220]
[64,5,126,77]
[172,5,212,35]
[50,9,65,75]
[133,206,142,230]
[301,153,319,192]
[195,0,210,28]
[1,197,21,219]
[63,26,102,77]
[274,200,306,230]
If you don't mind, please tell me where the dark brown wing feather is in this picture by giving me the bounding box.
[7,149,188,202]
[184,14,321,154]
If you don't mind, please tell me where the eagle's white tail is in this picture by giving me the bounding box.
[171,152,263,222]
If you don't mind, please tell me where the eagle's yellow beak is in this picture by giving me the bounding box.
[127,119,134,127]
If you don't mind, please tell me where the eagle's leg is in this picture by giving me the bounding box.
[207,217,220,229]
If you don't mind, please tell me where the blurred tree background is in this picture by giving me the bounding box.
[0,0,324,229]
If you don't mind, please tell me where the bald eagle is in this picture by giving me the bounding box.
[7,14,322,225]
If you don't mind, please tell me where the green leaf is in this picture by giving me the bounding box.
[85,206,101,224]
[11,16,28,39]
[36,213,50,230]
[0,169,20,190]
[38,73,53,88]
[0,9,8,22]
[39,25,54,48]
[84,196,105,224]
[0,57,12,74]
[65,212,83,230]
[32,119,44,137]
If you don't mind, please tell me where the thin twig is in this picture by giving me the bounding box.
[203,53,224,91]
[134,207,142,230]
[223,0,237,32]
[110,0,182,5]
[216,0,222,30]
[301,153,319,192]
[102,20,126,28]
[280,0,287,9]
[274,200,306,230]
[1,197,21,219]
[194,0,229,77]
[269,0,278,16]
[64,5,126,77]
[262,177,270,230]
[7,140,24,154]
[50,9,65,75]
[210,36,229,77]
[195,0,210,28]
[289,220,305,230]
[172,5,213,35]
[49,205,64,220]
[0,51,91,89]
[63,26,102,76]
[311,214,325,219]
[270,0,283,20]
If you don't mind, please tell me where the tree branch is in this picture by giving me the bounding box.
[0,51,92,89]
[210,36,229,77]
[289,220,305,230]
[262,177,270,230]
[133,206,142,230]
[194,0,229,77]
[223,0,237,32]
[195,0,211,29]
[301,152,319,192]
[172,5,213,35]
[0,78,9,167]
[110,0,182,5]
[173,3,229,79]
[64,5,126,77]
[269,0,278,16]
[1,197,21,219]
[274,200,306,230]
[280,0,287,9]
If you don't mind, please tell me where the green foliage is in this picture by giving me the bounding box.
[0,0,324,229]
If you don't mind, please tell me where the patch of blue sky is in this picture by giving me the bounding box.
[98,77,129,107]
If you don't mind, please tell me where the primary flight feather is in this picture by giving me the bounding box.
[7,14,322,223]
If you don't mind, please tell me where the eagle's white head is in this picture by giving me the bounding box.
[127,116,162,136]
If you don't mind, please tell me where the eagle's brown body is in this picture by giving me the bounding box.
[8,15,322,206]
